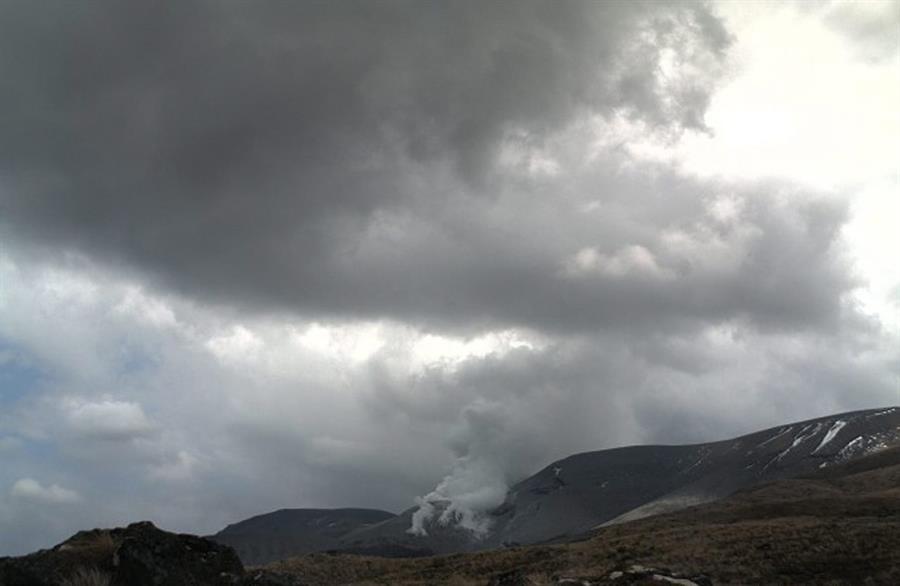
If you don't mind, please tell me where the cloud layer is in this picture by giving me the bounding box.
[0,0,731,328]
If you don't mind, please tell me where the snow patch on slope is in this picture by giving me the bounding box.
[813,420,847,454]
[757,426,794,448]
[839,436,864,457]
[868,408,898,418]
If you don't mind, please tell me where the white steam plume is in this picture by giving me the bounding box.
[408,455,508,537]
[408,400,513,537]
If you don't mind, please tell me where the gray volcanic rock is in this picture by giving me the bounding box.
[343,407,900,553]
[211,508,396,565]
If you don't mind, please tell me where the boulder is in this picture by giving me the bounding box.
[110,521,243,585]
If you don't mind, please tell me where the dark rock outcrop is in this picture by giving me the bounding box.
[111,521,242,585]
[0,521,300,586]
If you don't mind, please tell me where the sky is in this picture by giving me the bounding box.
[0,0,898,555]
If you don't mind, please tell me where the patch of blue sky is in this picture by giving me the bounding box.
[0,340,47,406]
[113,340,160,379]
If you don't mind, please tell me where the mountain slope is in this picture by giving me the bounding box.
[339,407,900,553]
[268,445,900,585]
[211,508,395,566]
[6,443,898,585]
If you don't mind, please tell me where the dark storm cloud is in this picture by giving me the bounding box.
[340,177,857,334]
[0,0,759,334]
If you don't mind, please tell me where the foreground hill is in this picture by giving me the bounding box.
[211,508,396,565]
[0,521,289,586]
[268,445,900,584]
[317,407,900,556]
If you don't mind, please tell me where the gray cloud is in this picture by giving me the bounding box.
[0,247,896,554]
[0,0,737,332]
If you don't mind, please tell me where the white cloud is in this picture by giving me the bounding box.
[10,479,81,505]
[626,1,900,191]
[205,325,264,365]
[114,286,178,328]
[598,0,900,338]
[564,245,671,279]
[293,322,386,364]
[65,399,155,441]
[409,330,544,372]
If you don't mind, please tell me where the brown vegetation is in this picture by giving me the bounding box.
[59,567,111,586]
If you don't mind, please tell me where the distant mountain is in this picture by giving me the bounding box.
[335,407,900,554]
[266,444,900,585]
[211,508,396,566]
[212,407,900,564]
[6,408,899,584]
[8,440,899,585]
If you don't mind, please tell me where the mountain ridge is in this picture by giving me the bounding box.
[267,444,900,585]
[3,407,899,584]
[213,406,900,563]
[211,508,396,566]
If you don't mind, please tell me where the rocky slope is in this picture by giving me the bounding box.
[268,445,900,584]
[333,407,900,554]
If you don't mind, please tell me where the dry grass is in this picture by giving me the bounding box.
[60,566,112,586]
[269,513,900,585]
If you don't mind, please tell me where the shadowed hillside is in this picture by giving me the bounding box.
[266,445,900,584]
[4,410,898,585]
[223,408,900,560]
[211,508,396,565]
